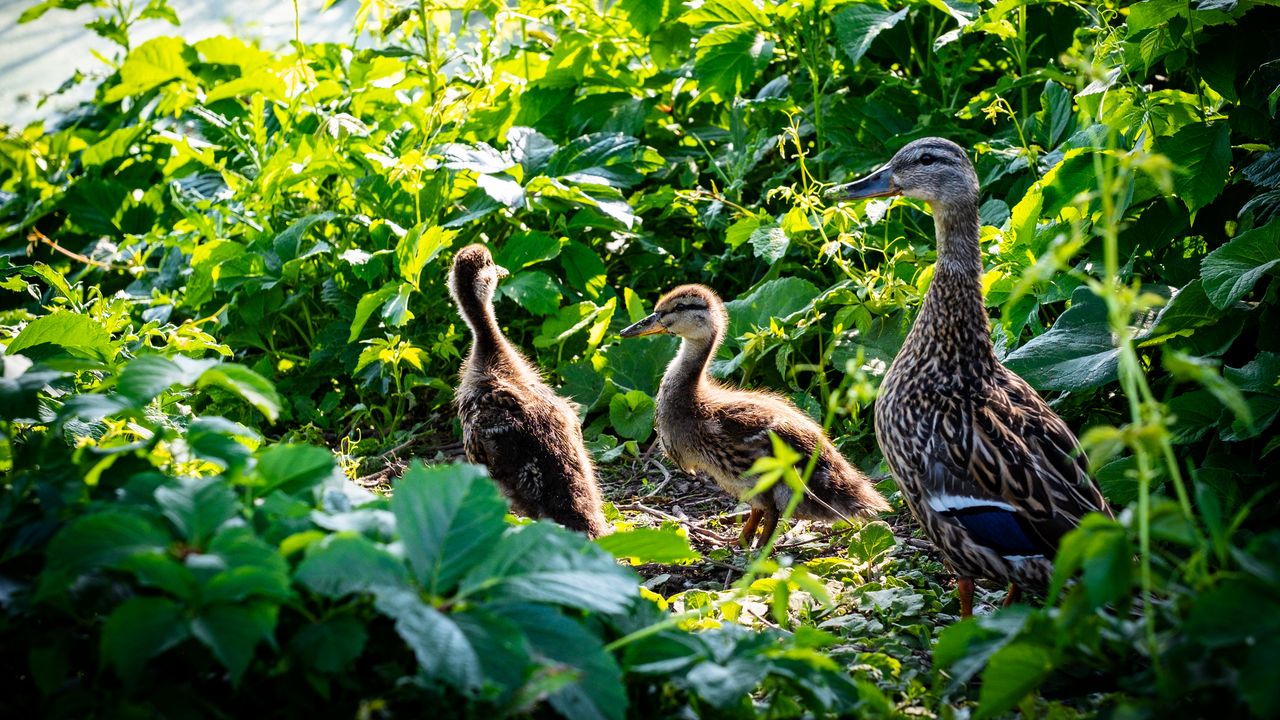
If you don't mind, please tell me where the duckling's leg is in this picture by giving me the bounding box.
[1001,583,1021,608]
[739,508,763,548]
[957,577,975,618]
[753,505,780,550]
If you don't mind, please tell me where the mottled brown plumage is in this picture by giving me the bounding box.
[449,244,609,538]
[830,137,1112,615]
[620,284,890,548]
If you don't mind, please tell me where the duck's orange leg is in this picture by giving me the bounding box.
[1002,583,1022,608]
[739,508,763,548]
[753,505,780,550]
[957,577,975,618]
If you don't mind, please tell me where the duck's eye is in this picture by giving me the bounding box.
[919,154,936,166]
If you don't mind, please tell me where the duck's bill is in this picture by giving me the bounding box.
[827,165,897,200]
[620,313,665,338]
[495,265,511,279]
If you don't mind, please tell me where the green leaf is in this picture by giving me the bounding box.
[723,277,820,345]
[694,24,773,100]
[349,283,397,341]
[397,224,455,289]
[155,476,240,545]
[1004,288,1119,391]
[253,443,336,495]
[975,641,1055,719]
[609,390,656,441]
[104,36,195,102]
[0,357,62,422]
[1156,121,1231,213]
[101,597,190,684]
[273,211,336,263]
[295,534,410,598]
[501,603,627,720]
[191,602,278,685]
[620,0,678,35]
[290,614,369,674]
[499,270,562,316]
[46,512,170,579]
[495,231,562,269]
[6,312,116,362]
[748,224,788,263]
[374,587,485,690]
[596,527,701,563]
[560,240,608,299]
[392,461,509,594]
[117,354,217,405]
[833,5,907,67]
[462,522,638,614]
[1200,220,1280,308]
[197,363,282,422]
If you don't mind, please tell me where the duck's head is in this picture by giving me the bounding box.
[449,243,509,305]
[620,284,726,343]
[828,137,978,207]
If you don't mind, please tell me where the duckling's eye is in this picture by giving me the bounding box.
[919,154,936,166]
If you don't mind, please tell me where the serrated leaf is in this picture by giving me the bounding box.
[117,354,217,405]
[104,36,196,102]
[723,277,820,346]
[496,231,562,269]
[46,512,171,579]
[191,602,278,685]
[392,461,509,594]
[748,224,788,263]
[1004,288,1119,391]
[6,312,116,363]
[694,24,773,100]
[101,597,190,684]
[596,526,701,563]
[499,270,562,316]
[197,363,282,422]
[1200,220,1280,308]
[1156,122,1231,213]
[253,443,336,495]
[290,614,369,674]
[374,587,485,689]
[833,5,907,67]
[296,533,409,598]
[155,476,240,545]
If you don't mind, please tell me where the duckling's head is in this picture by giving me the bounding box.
[620,284,726,343]
[449,243,509,306]
[829,137,978,206]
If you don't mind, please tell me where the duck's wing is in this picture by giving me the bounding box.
[460,386,532,470]
[923,373,1110,558]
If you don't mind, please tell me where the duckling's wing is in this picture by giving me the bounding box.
[461,387,530,470]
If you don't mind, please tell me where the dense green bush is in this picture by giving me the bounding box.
[2,0,1279,717]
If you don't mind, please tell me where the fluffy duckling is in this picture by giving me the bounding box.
[830,137,1111,616]
[620,284,890,548]
[449,244,609,538]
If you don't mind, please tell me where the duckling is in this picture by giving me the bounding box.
[449,244,609,538]
[829,137,1112,616]
[620,284,891,548]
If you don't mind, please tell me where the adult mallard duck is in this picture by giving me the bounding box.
[829,137,1112,616]
[449,244,609,538]
[620,284,890,548]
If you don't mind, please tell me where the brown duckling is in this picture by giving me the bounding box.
[449,244,609,538]
[620,284,890,548]
[829,137,1111,616]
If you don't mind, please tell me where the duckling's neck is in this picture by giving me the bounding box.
[661,330,722,403]
[906,200,996,370]
[457,290,513,368]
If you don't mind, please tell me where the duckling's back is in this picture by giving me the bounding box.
[456,357,609,538]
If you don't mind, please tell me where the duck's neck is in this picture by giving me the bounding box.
[905,199,996,370]
[660,329,721,404]
[458,290,511,368]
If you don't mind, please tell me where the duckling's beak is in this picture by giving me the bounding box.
[495,265,510,280]
[619,313,666,338]
[826,165,898,201]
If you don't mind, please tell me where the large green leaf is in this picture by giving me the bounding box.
[1200,220,1280,308]
[1004,288,1119,391]
[392,462,509,595]
[462,522,637,613]
[496,231,562,269]
[197,364,282,422]
[975,641,1056,719]
[155,477,240,546]
[500,603,627,720]
[560,240,608,298]
[499,270,562,316]
[609,389,656,441]
[5,312,115,362]
[190,602,278,685]
[45,512,171,579]
[103,36,196,102]
[374,587,486,690]
[116,355,217,405]
[1156,121,1231,213]
[694,24,773,100]
[723,277,821,344]
[295,534,410,598]
[253,443,336,495]
[833,5,908,67]
[100,596,191,684]
[596,527,701,564]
